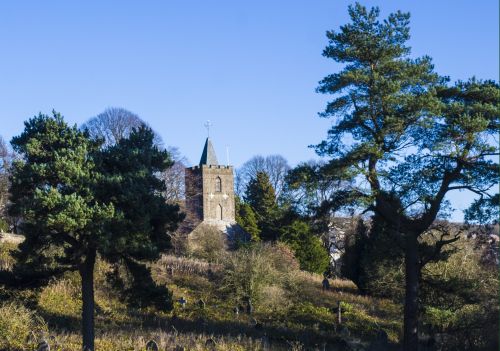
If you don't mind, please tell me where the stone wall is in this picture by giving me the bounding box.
[201,165,235,223]
[185,167,203,223]
[185,165,235,224]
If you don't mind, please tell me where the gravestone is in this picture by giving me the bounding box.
[246,298,253,314]
[322,278,330,291]
[339,326,350,337]
[178,296,187,308]
[37,340,50,351]
[146,339,159,351]
[336,339,351,351]
[171,325,179,334]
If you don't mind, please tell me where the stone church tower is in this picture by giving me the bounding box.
[185,138,236,232]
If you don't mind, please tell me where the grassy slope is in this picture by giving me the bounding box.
[0,243,403,351]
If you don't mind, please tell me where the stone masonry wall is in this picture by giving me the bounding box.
[201,165,235,223]
[185,165,235,224]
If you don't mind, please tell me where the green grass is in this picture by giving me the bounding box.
[0,243,404,350]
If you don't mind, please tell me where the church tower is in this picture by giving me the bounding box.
[185,138,236,230]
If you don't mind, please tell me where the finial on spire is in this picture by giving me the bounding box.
[204,120,212,138]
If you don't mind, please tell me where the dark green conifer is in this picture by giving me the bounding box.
[235,197,261,242]
[8,114,183,350]
[280,220,330,274]
[244,172,280,241]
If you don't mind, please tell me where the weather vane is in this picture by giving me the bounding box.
[204,120,212,137]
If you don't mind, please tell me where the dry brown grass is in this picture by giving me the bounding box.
[0,241,405,350]
[21,329,282,351]
[154,254,222,278]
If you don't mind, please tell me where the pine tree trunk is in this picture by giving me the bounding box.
[79,250,96,351]
[404,234,419,351]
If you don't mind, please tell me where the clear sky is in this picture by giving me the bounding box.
[0,1,498,221]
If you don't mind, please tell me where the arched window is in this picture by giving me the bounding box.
[217,204,223,220]
[215,176,222,192]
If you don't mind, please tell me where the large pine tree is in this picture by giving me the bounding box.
[9,113,115,351]
[314,4,499,349]
[9,113,183,351]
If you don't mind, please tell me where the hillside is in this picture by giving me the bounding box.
[0,239,402,351]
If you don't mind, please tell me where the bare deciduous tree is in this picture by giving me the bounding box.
[82,107,163,147]
[83,107,188,206]
[236,155,290,200]
[0,136,13,220]
[160,146,187,204]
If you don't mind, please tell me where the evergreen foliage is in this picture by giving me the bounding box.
[313,3,499,349]
[9,112,115,350]
[339,217,368,288]
[235,196,260,242]
[7,113,183,350]
[279,220,330,274]
[244,172,280,241]
[94,126,184,313]
[8,112,114,277]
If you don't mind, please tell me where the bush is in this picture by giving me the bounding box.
[420,236,499,351]
[0,242,17,271]
[343,217,499,350]
[0,302,47,351]
[38,276,82,328]
[0,218,9,232]
[222,243,299,309]
[188,224,227,262]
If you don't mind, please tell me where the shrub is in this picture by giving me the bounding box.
[221,243,299,309]
[0,302,47,351]
[420,236,499,350]
[0,218,9,232]
[0,241,17,271]
[188,224,227,262]
[38,276,82,328]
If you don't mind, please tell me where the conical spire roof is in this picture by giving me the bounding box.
[199,137,218,166]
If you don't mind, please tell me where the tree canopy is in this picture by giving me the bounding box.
[314,3,499,349]
[8,112,183,350]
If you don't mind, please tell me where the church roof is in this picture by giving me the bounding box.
[199,137,218,166]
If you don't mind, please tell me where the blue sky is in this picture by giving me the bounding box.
[0,1,498,220]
